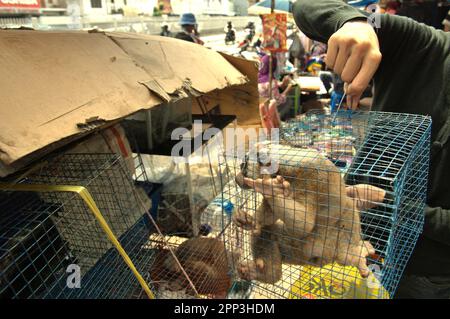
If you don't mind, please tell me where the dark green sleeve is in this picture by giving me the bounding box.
[293,0,367,44]
[424,206,450,245]
[376,13,449,60]
[293,0,450,248]
[293,0,448,56]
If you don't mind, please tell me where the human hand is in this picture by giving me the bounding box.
[326,21,382,109]
[346,184,386,211]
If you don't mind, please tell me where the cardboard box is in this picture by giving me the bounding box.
[0,30,252,177]
[192,53,261,126]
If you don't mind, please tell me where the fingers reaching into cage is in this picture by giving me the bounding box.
[335,240,376,278]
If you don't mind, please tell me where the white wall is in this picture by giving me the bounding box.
[171,0,234,16]
[105,0,157,15]
[80,0,108,16]
[126,0,157,15]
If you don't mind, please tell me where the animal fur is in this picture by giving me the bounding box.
[234,142,384,284]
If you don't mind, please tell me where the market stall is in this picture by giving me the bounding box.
[0,29,259,299]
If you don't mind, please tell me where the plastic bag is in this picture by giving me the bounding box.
[289,263,390,299]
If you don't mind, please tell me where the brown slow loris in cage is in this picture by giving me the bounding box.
[151,237,231,298]
[234,142,386,284]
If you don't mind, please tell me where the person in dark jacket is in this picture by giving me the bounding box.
[293,0,450,298]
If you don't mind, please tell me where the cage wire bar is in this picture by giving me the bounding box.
[0,183,154,299]
[0,153,162,298]
[215,110,431,299]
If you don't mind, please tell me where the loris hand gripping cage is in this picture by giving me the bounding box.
[217,111,431,299]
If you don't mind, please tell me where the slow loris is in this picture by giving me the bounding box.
[233,142,385,284]
[159,237,231,297]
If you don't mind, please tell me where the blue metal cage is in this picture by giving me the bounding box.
[216,110,431,299]
[285,111,431,297]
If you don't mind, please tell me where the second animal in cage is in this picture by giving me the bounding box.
[231,142,386,284]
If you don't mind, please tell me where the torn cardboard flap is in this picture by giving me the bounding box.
[139,79,190,103]
[193,53,261,126]
[107,33,249,86]
[140,80,173,102]
[105,32,248,94]
[0,30,250,175]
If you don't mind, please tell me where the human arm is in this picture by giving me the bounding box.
[346,186,450,245]
[293,0,447,109]
[293,0,380,109]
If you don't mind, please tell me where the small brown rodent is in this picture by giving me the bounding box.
[151,237,231,298]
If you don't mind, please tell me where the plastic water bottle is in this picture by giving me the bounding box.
[201,199,234,234]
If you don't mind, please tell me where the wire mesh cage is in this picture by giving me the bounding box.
[0,149,235,299]
[217,110,431,299]
[0,152,159,299]
[126,133,235,299]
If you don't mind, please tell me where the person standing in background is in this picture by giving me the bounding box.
[160,22,172,37]
[443,10,450,32]
[258,54,294,108]
[384,1,401,15]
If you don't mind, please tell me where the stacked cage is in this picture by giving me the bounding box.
[0,150,234,299]
[217,110,431,299]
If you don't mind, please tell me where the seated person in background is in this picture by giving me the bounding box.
[160,22,172,37]
[258,54,294,107]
